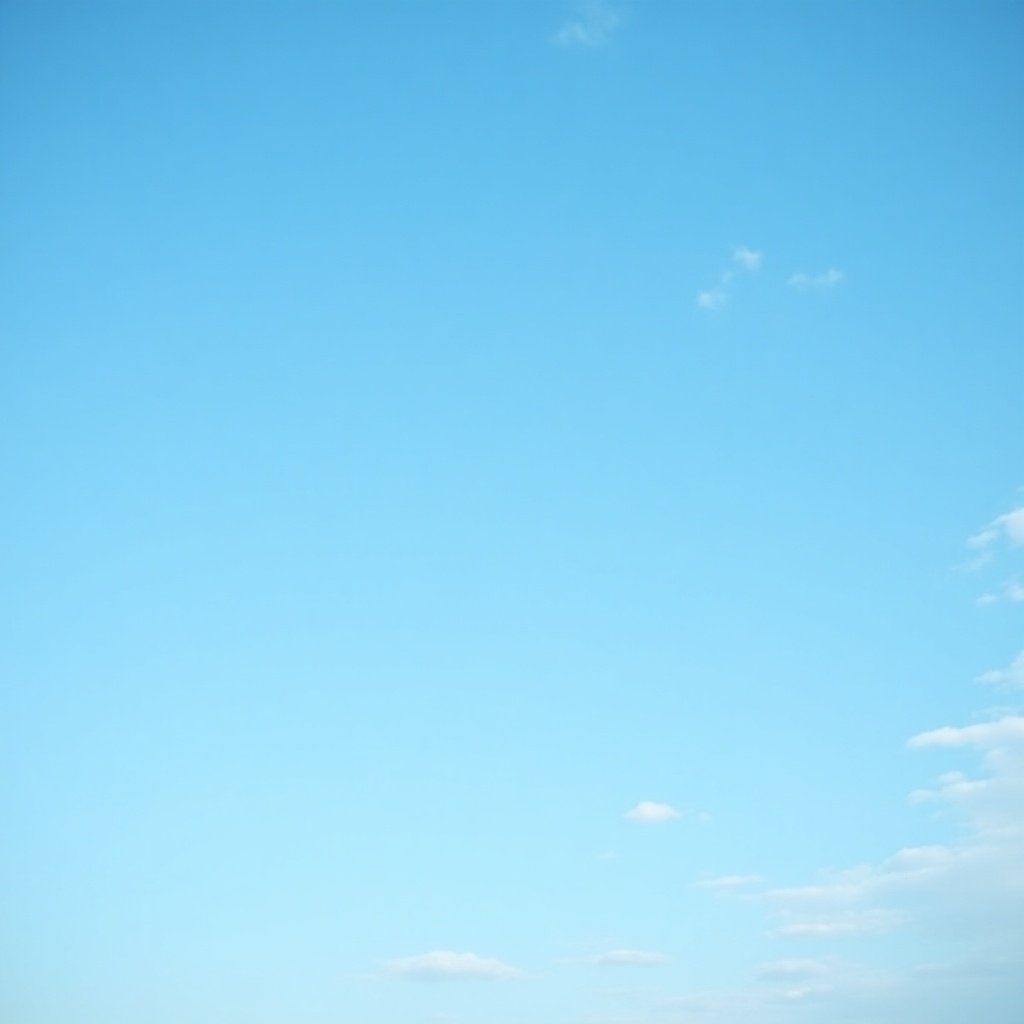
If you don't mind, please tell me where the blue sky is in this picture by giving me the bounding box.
[1,1,1022,1021]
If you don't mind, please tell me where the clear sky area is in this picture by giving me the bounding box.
[2,2,1022,1022]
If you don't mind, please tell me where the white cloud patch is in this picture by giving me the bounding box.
[975,581,1024,606]
[788,268,844,288]
[385,950,521,980]
[697,246,761,311]
[747,711,1024,962]
[624,800,680,823]
[965,504,1023,600]
[968,507,1024,551]
[591,949,670,966]
[552,1,621,47]
[698,248,850,312]
[908,716,1024,750]
[697,287,728,310]
[657,511,1024,1022]
[733,246,763,270]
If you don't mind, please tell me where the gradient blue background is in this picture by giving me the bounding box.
[2,2,1022,1021]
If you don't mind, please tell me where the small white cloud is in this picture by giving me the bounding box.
[1003,510,1024,544]
[969,507,1024,551]
[696,248,761,309]
[968,528,1001,551]
[591,949,670,966]
[976,651,1024,689]
[694,874,763,890]
[788,268,844,289]
[976,581,1024,605]
[733,246,763,270]
[908,716,1024,750]
[624,800,680,823]
[385,951,521,980]
[883,845,955,873]
[697,288,727,310]
[552,1,621,47]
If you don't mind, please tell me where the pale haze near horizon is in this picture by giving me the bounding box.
[2,2,1022,1022]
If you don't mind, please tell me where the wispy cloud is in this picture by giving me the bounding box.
[696,287,728,310]
[787,268,844,288]
[908,715,1024,750]
[966,506,1023,571]
[976,651,1024,690]
[696,248,761,309]
[697,245,761,311]
[770,910,909,938]
[384,950,521,980]
[664,955,1024,1023]
[976,580,1024,605]
[591,949,670,966]
[963,504,1024,578]
[624,800,680,823]
[552,1,621,48]
[661,512,1024,1022]
[969,506,1024,602]
[698,248,849,311]
[968,507,1024,551]
[755,958,834,980]
[716,706,1024,955]
[734,246,763,270]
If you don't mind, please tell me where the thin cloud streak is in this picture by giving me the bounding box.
[908,716,1024,750]
[788,268,844,288]
[976,651,1024,689]
[384,950,522,980]
[968,507,1024,551]
[697,287,727,310]
[552,1,621,48]
[734,246,763,270]
[698,244,761,310]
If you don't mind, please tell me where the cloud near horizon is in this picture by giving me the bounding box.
[384,950,521,980]
[747,709,1024,954]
